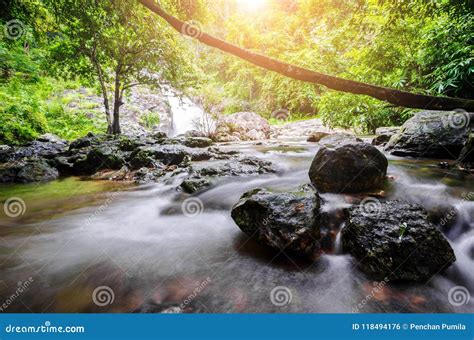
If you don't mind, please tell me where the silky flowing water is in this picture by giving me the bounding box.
[0,140,473,313]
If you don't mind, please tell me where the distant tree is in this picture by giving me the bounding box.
[46,0,194,134]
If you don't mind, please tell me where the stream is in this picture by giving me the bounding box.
[0,138,473,313]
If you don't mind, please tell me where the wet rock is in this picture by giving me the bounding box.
[69,132,106,150]
[73,145,125,175]
[385,110,472,159]
[8,139,68,161]
[372,127,400,146]
[457,132,474,167]
[133,167,165,184]
[231,186,322,260]
[130,145,213,167]
[342,200,456,281]
[152,131,168,141]
[0,156,60,183]
[191,157,275,178]
[0,145,13,163]
[118,136,145,152]
[318,133,362,147]
[128,148,157,170]
[307,132,331,143]
[215,112,270,142]
[180,178,212,194]
[308,143,388,193]
[182,137,213,148]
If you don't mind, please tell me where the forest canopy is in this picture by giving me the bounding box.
[0,0,473,144]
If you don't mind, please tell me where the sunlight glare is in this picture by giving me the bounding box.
[236,0,268,12]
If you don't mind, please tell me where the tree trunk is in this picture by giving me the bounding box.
[92,59,113,134]
[112,72,122,135]
[138,0,474,112]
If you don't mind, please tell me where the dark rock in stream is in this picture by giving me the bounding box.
[180,178,212,194]
[182,137,214,148]
[318,133,362,147]
[385,110,472,159]
[231,185,322,260]
[372,127,400,146]
[457,132,474,168]
[72,145,126,175]
[308,143,388,193]
[0,159,59,183]
[341,200,456,282]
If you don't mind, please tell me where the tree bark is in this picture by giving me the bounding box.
[112,70,122,135]
[91,55,113,134]
[138,0,474,112]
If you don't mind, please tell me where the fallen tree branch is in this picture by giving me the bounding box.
[139,0,474,111]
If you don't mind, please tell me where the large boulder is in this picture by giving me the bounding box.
[215,112,270,142]
[73,145,126,175]
[231,186,322,260]
[385,110,472,159]
[342,200,456,281]
[308,143,388,193]
[0,159,59,183]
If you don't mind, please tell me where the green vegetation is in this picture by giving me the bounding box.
[0,0,472,144]
[140,112,161,130]
[190,0,473,132]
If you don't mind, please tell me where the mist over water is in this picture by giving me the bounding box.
[0,141,473,313]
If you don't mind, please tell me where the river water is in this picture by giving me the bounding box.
[0,140,473,313]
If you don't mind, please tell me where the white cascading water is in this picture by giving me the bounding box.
[163,87,208,136]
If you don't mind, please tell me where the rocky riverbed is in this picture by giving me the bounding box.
[0,110,473,313]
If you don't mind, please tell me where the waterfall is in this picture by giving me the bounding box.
[163,87,208,137]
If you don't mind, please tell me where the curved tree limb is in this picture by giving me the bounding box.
[139,0,474,111]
